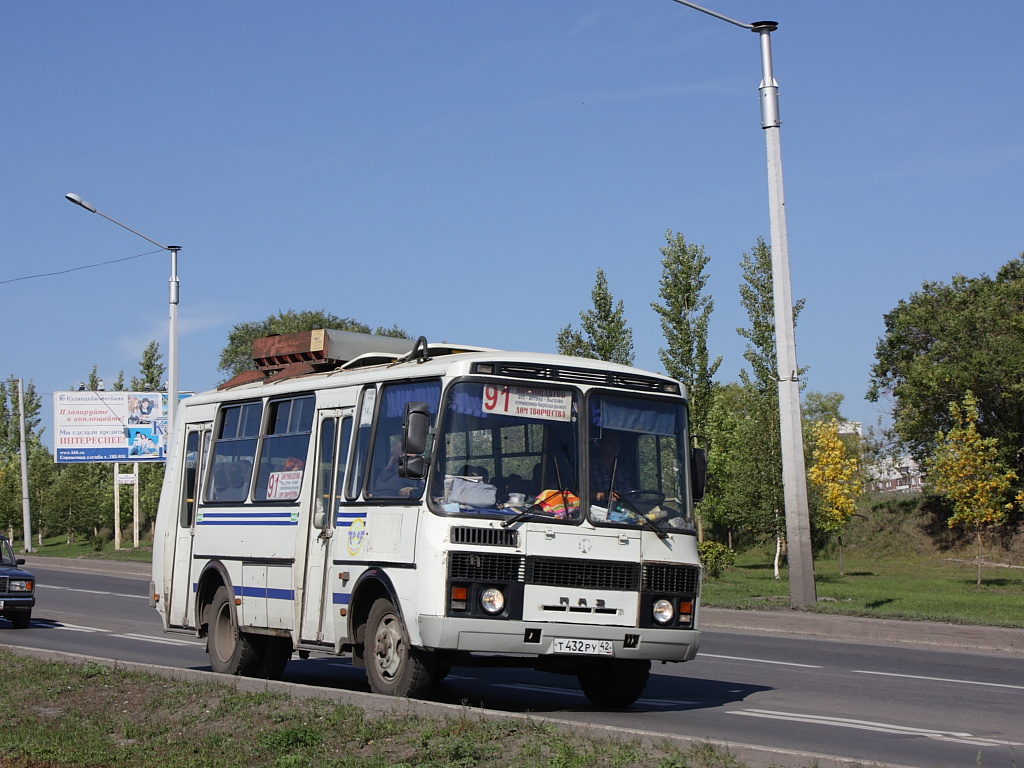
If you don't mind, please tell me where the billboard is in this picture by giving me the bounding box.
[53,390,184,463]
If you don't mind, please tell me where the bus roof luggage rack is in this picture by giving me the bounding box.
[218,329,493,389]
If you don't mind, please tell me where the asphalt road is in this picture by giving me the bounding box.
[4,557,1023,768]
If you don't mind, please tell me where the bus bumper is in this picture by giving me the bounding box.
[417,616,700,662]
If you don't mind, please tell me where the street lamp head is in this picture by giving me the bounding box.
[65,193,97,213]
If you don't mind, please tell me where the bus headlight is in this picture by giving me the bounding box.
[652,598,674,625]
[480,587,505,614]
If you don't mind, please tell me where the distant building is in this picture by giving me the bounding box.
[867,456,924,494]
[838,421,863,437]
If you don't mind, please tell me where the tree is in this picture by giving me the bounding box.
[807,419,860,575]
[218,309,409,380]
[726,238,803,579]
[651,230,722,438]
[868,256,1024,476]
[556,268,634,365]
[131,340,165,391]
[926,391,1016,587]
[0,376,54,545]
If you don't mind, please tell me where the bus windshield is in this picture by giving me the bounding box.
[428,381,695,533]
[586,392,695,534]
[429,381,581,521]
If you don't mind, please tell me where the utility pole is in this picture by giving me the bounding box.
[17,378,33,553]
[670,0,816,607]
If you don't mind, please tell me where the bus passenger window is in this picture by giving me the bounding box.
[205,401,262,503]
[254,395,315,502]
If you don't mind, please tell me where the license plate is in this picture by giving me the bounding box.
[0,600,4,609]
[551,637,613,656]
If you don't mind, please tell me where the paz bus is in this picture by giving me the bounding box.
[150,329,706,706]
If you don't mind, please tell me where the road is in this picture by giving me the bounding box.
[3,559,1022,767]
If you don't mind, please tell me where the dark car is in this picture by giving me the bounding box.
[0,534,35,628]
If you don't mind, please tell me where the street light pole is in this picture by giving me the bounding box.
[65,193,181,460]
[669,1,817,607]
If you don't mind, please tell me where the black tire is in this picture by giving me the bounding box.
[256,636,293,679]
[207,585,260,676]
[364,597,434,698]
[578,659,651,708]
[7,611,30,629]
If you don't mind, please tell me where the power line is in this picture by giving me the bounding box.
[0,248,162,286]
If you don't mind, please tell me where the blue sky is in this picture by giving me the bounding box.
[3,2,1021,449]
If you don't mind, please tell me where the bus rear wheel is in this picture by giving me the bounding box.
[578,659,650,708]
[208,585,260,676]
[364,597,434,698]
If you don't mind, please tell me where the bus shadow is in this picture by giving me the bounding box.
[277,658,768,714]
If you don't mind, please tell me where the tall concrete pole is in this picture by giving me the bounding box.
[670,2,817,607]
[17,379,33,553]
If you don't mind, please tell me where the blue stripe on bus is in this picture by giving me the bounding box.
[236,586,295,601]
[197,520,298,526]
[199,511,294,518]
[332,592,351,606]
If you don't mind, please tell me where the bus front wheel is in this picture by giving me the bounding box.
[578,659,650,708]
[364,597,434,698]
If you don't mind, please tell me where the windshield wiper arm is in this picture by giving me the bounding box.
[615,495,669,539]
[501,504,547,528]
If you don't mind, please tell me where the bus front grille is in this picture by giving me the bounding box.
[642,563,700,595]
[448,551,524,582]
[526,557,640,591]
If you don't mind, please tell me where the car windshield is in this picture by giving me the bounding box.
[428,381,581,521]
[0,539,16,566]
[586,392,695,533]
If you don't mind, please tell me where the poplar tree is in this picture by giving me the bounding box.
[651,230,721,437]
[556,268,634,365]
[731,238,803,578]
[927,391,1017,586]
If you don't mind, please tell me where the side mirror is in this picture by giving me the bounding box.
[690,447,708,502]
[399,401,431,479]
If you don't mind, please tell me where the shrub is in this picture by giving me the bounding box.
[698,541,735,578]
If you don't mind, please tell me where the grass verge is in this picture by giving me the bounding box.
[0,649,747,768]
[701,548,1024,627]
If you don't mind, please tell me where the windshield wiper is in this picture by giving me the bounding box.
[615,494,669,539]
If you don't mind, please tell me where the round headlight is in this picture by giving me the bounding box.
[480,587,506,614]
[653,598,674,625]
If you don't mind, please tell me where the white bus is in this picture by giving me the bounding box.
[151,330,706,706]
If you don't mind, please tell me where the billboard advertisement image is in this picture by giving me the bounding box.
[53,390,184,463]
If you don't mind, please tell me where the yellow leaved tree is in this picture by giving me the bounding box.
[926,391,1016,587]
[808,419,860,575]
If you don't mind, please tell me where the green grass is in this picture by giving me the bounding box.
[701,548,1024,627]
[23,533,153,563]
[0,650,747,768]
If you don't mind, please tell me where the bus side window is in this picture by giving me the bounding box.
[205,402,262,503]
[179,430,201,528]
[366,380,441,500]
[254,395,315,502]
[347,387,376,500]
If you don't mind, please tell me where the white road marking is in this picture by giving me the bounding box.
[855,669,1024,691]
[729,708,1024,747]
[39,584,147,600]
[121,633,201,647]
[699,653,821,668]
[49,621,111,633]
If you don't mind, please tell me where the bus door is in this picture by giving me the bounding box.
[168,424,210,628]
[299,409,352,645]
